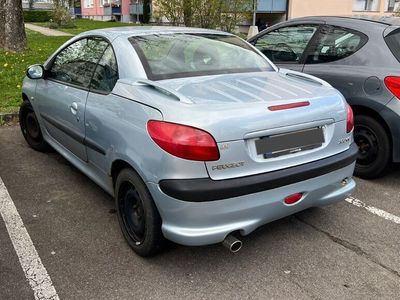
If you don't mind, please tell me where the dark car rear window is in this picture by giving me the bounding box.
[385,28,400,63]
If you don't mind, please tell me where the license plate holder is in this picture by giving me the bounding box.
[255,127,325,159]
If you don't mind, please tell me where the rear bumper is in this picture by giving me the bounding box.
[147,145,357,246]
[159,143,359,202]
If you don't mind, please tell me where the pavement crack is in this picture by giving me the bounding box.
[294,215,400,279]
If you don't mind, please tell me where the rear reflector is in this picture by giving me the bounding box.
[268,101,310,111]
[147,120,220,161]
[346,104,354,133]
[284,193,303,205]
[384,76,400,99]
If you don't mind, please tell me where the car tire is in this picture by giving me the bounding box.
[19,101,49,152]
[354,115,391,179]
[115,168,165,257]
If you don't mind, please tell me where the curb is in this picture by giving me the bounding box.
[0,112,19,126]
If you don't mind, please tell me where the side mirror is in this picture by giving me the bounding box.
[26,64,45,80]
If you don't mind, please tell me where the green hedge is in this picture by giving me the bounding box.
[23,10,52,22]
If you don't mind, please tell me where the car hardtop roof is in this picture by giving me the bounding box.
[289,15,400,26]
[79,26,233,40]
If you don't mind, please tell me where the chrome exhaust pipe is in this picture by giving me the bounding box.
[222,234,242,253]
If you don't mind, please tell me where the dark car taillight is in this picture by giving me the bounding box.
[384,76,400,99]
[346,104,354,133]
[147,120,220,161]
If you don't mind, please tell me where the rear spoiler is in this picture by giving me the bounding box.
[279,68,332,87]
[135,79,194,104]
[118,78,194,104]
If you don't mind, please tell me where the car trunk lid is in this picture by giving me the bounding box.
[155,71,351,180]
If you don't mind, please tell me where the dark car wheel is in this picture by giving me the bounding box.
[115,168,165,257]
[19,101,49,152]
[354,115,391,179]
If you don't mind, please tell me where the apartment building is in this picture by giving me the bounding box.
[288,0,399,18]
[81,0,142,22]
[79,0,399,24]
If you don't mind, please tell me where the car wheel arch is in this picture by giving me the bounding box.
[110,159,146,189]
[352,104,393,158]
[352,105,392,141]
[22,93,29,102]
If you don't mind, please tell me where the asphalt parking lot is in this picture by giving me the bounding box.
[1,125,400,300]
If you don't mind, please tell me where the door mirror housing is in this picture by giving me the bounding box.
[26,64,45,79]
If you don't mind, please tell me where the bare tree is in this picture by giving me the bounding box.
[0,0,5,49]
[183,0,192,27]
[220,0,252,33]
[0,0,27,52]
[156,0,184,26]
[155,0,252,32]
[191,0,222,29]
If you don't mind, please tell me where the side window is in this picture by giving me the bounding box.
[254,25,319,63]
[305,26,367,64]
[49,38,109,88]
[90,45,119,93]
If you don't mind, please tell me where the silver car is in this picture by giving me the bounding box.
[20,27,358,256]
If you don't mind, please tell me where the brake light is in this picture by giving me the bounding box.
[346,104,354,133]
[147,121,220,161]
[384,76,400,99]
[268,101,310,111]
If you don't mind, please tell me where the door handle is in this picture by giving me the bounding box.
[70,102,78,115]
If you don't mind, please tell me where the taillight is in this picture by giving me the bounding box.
[384,76,400,99]
[346,104,354,133]
[147,120,220,161]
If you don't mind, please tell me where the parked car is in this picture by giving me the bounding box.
[20,27,357,256]
[249,16,400,179]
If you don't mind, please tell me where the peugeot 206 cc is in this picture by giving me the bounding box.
[20,27,358,256]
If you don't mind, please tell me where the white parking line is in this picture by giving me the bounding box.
[0,177,59,300]
[346,196,400,225]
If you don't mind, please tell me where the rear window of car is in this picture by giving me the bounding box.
[129,33,273,80]
[385,28,400,63]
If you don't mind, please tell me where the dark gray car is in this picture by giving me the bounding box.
[249,16,400,178]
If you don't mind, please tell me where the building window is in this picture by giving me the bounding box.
[353,0,380,11]
[386,0,400,11]
[100,0,111,7]
[84,0,94,8]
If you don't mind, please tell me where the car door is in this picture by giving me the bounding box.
[252,24,321,72]
[84,44,119,172]
[36,37,109,162]
[302,25,368,100]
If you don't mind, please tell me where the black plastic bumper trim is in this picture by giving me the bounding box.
[159,143,359,202]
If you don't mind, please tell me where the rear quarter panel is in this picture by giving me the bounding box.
[84,92,210,184]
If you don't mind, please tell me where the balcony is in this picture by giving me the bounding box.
[104,6,112,16]
[112,6,121,15]
[257,0,287,13]
[73,7,81,15]
[129,3,143,15]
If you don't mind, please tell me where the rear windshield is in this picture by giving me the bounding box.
[385,28,400,63]
[129,33,273,80]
